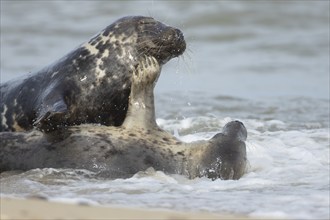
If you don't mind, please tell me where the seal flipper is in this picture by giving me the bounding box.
[34,98,68,132]
[122,56,161,130]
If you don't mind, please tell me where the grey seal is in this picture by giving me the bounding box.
[0,56,247,180]
[0,16,185,132]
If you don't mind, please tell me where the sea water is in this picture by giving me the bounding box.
[0,1,329,219]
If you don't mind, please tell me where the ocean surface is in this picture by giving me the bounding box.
[1,1,329,219]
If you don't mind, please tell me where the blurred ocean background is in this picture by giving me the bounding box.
[1,1,329,219]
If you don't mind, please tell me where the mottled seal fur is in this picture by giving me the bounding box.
[0,16,185,132]
[0,57,247,180]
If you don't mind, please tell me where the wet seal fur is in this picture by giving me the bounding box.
[0,56,247,180]
[0,16,185,132]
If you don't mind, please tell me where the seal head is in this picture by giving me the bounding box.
[132,16,186,64]
[107,16,186,65]
[222,120,247,142]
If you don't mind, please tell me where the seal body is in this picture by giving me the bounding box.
[0,16,186,132]
[0,57,247,180]
[0,121,247,180]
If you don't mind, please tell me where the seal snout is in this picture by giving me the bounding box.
[160,27,186,59]
[173,28,186,54]
[133,16,186,65]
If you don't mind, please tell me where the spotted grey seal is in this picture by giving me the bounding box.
[0,16,185,132]
[0,56,247,180]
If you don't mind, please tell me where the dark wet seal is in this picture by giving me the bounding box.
[0,16,185,133]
